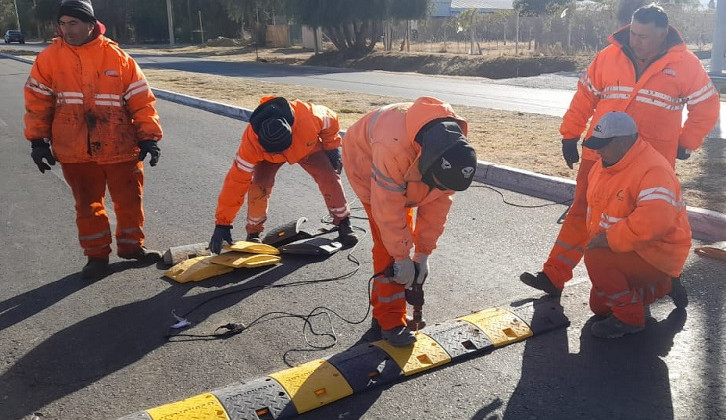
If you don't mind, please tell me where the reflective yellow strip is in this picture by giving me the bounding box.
[269,359,353,414]
[146,393,229,420]
[373,333,451,376]
[458,307,533,347]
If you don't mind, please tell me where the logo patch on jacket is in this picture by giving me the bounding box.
[104,70,120,77]
[662,68,676,77]
[616,189,625,201]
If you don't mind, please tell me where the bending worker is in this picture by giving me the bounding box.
[579,112,691,338]
[24,0,164,280]
[210,96,357,253]
[343,97,478,346]
[520,4,718,299]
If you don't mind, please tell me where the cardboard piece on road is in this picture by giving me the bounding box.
[164,256,234,283]
[209,251,281,268]
[694,241,726,262]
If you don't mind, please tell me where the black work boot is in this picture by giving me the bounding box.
[668,276,688,309]
[336,217,358,247]
[246,233,262,243]
[81,257,110,280]
[118,246,162,264]
[519,271,562,297]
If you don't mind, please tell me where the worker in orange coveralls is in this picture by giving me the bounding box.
[520,4,718,305]
[343,97,478,346]
[24,0,163,280]
[209,96,357,253]
[579,112,691,338]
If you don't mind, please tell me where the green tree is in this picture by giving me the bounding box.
[288,0,430,55]
[513,0,569,15]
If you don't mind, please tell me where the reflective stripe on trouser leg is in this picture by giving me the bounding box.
[61,162,112,258]
[300,151,350,224]
[362,202,413,330]
[584,247,671,326]
[543,158,596,288]
[246,161,283,235]
[105,160,145,255]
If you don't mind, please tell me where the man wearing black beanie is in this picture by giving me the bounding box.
[23,0,164,280]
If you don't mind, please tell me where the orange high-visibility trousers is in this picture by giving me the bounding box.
[245,151,350,235]
[584,247,671,326]
[542,158,596,288]
[61,160,145,258]
[362,202,415,330]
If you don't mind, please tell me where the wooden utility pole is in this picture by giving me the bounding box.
[13,0,21,31]
[166,0,175,46]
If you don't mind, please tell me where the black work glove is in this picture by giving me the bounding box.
[30,139,56,173]
[325,147,343,174]
[676,146,691,160]
[209,225,233,254]
[138,140,160,166]
[562,138,580,169]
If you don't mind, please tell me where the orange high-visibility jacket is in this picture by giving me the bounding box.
[342,97,468,260]
[24,29,161,164]
[215,96,341,225]
[586,138,691,278]
[561,25,719,166]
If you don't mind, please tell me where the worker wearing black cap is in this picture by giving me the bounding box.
[342,97,478,346]
[210,96,358,253]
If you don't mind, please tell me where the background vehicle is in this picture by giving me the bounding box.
[4,30,25,44]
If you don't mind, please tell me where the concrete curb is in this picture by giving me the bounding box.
[4,51,725,241]
[117,299,569,420]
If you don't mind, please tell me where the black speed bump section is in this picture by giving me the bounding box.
[117,299,567,420]
[211,378,296,420]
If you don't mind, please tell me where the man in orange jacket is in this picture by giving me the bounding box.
[209,96,357,253]
[343,97,478,346]
[24,0,163,280]
[578,112,691,338]
[520,4,718,302]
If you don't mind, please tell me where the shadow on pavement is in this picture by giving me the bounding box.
[0,254,340,420]
[503,297,686,420]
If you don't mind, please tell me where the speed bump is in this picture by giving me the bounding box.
[268,359,353,414]
[117,299,567,420]
[458,307,533,347]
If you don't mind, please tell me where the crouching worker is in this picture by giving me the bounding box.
[343,97,478,346]
[581,112,691,338]
[209,96,357,253]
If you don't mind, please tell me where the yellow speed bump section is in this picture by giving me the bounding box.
[373,332,451,376]
[269,359,353,414]
[458,307,532,347]
[146,393,229,420]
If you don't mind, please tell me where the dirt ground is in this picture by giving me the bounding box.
[5,44,724,212]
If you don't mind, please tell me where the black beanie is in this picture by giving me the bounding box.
[249,97,295,153]
[426,142,477,191]
[58,0,96,23]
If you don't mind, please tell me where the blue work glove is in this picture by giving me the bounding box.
[393,257,416,289]
[325,147,343,174]
[676,146,691,160]
[209,225,233,255]
[138,140,160,166]
[30,139,56,173]
[562,138,579,169]
[412,252,429,285]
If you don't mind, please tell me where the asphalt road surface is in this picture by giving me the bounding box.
[1,55,725,420]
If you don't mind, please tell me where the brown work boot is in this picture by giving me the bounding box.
[118,246,162,264]
[81,257,110,280]
[519,271,562,297]
[336,217,358,247]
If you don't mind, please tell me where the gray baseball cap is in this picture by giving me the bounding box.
[583,112,637,150]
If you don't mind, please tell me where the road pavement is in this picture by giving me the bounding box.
[1,55,725,420]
